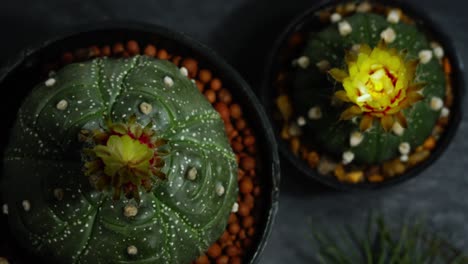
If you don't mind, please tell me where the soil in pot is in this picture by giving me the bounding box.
[266,0,461,186]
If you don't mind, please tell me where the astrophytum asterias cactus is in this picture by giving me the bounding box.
[1,56,238,263]
[292,12,446,164]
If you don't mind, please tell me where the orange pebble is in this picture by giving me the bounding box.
[204,90,216,103]
[240,178,254,194]
[112,42,125,54]
[242,216,254,228]
[157,49,169,60]
[207,243,222,258]
[216,255,229,264]
[195,255,209,264]
[101,45,111,56]
[199,69,212,83]
[228,223,240,235]
[181,58,198,77]
[240,157,255,171]
[126,40,140,55]
[238,203,250,217]
[144,44,157,57]
[210,78,222,91]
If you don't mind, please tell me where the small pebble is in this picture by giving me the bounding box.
[207,244,222,258]
[430,97,443,111]
[399,142,411,155]
[392,122,405,136]
[2,204,7,215]
[338,21,352,36]
[186,167,197,180]
[381,27,396,43]
[22,200,31,211]
[53,188,64,200]
[164,76,174,87]
[139,102,152,115]
[231,202,239,213]
[56,99,68,111]
[356,2,371,12]
[45,78,56,87]
[387,9,400,24]
[350,131,364,147]
[308,106,322,120]
[215,182,225,196]
[400,154,409,162]
[316,60,331,72]
[419,50,433,64]
[297,116,306,126]
[330,13,342,23]
[123,204,138,217]
[127,245,138,255]
[288,123,302,137]
[440,107,450,118]
[180,67,189,77]
[342,151,355,165]
[297,56,310,69]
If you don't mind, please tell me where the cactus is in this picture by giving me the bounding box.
[1,56,238,263]
[292,12,446,164]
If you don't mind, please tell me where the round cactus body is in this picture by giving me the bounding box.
[292,12,446,164]
[2,56,238,263]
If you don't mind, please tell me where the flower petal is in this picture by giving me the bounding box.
[380,115,394,131]
[395,112,408,128]
[329,68,349,82]
[360,114,374,131]
[340,105,362,120]
[334,90,351,102]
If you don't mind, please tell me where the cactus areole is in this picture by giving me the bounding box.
[1,56,238,263]
[292,12,446,164]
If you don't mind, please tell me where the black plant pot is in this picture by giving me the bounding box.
[261,0,464,190]
[0,22,280,264]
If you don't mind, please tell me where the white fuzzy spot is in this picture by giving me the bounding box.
[356,2,372,12]
[124,204,138,217]
[342,151,355,165]
[381,27,396,44]
[2,204,8,215]
[338,21,352,36]
[297,116,306,127]
[164,76,174,87]
[231,202,239,213]
[316,60,331,72]
[330,13,342,23]
[45,78,56,87]
[392,122,405,136]
[387,9,400,24]
[139,102,152,115]
[180,67,189,76]
[440,107,450,118]
[400,154,409,163]
[350,132,364,147]
[127,245,138,255]
[399,142,411,155]
[297,56,310,69]
[22,200,31,212]
[186,167,197,181]
[56,99,68,111]
[419,50,433,64]
[351,44,361,53]
[430,97,444,111]
[215,182,225,196]
[308,106,322,120]
[433,47,444,59]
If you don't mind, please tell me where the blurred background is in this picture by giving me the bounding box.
[0,0,467,263]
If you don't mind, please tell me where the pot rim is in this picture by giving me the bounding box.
[260,0,465,191]
[0,21,280,264]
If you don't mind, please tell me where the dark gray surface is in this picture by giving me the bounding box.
[0,0,467,263]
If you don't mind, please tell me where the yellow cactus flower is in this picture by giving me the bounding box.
[329,41,424,131]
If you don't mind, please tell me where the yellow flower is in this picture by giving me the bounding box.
[329,41,424,131]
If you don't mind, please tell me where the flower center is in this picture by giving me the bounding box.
[82,116,167,201]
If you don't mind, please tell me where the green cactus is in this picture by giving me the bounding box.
[292,12,446,164]
[1,56,238,263]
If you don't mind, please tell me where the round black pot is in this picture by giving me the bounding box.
[261,0,464,190]
[0,22,280,264]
